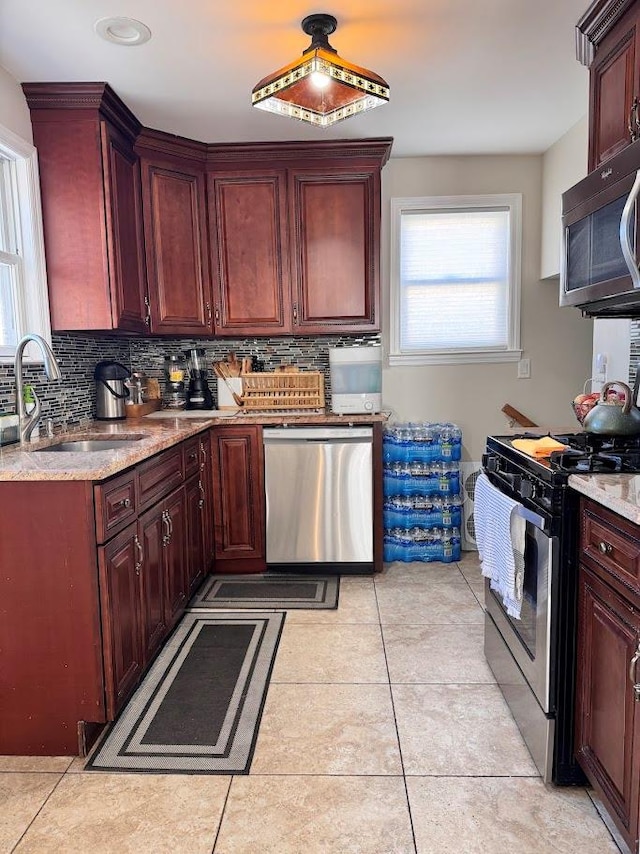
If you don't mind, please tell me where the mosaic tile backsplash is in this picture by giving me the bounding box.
[0,332,381,432]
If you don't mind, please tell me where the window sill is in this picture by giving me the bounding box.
[388,349,523,366]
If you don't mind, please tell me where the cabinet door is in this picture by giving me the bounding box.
[576,564,640,851]
[141,160,212,335]
[185,476,206,596]
[101,121,149,332]
[199,432,214,571]
[138,504,167,664]
[289,168,380,334]
[164,486,188,628]
[210,426,265,569]
[28,110,146,332]
[209,170,292,335]
[589,12,640,171]
[98,524,143,718]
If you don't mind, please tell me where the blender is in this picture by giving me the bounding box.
[184,348,213,410]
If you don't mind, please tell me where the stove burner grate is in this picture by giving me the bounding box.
[550,450,624,473]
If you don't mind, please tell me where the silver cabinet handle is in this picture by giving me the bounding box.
[630,97,640,142]
[620,169,640,289]
[598,540,613,555]
[214,307,220,323]
[292,303,298,322]
[630,642,640,701]
[116,497,131,509]
[199,441,207,470]
[134,534,143,576]
[144,294,151,327]
[206,302,212,323]
[198,479,205,509]
[166,509,173,541]
[162,509,171,546]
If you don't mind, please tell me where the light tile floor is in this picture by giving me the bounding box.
[0,554,623,853]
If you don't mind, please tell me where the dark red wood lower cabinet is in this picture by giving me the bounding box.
[98,524,144,719]
[210,425,266,573]
[576,562,640,852]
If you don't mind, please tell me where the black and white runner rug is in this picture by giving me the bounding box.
[188,574,339,610]
[86,611,284,774]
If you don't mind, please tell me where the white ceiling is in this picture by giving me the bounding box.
[0,0,590,158]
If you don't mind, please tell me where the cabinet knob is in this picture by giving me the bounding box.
[598,540,613,555]
[116,497,131,509]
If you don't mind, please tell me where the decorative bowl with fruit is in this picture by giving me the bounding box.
[572,385,626,425]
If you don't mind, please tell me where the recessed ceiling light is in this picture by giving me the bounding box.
[94,16,151,46]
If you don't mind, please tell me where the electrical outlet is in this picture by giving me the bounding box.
[517,358,531,379]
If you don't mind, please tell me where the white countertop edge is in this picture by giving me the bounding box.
[569,473,640,526]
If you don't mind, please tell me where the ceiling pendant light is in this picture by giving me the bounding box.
[251,13,390,127]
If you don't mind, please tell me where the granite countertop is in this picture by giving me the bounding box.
[569,474,640,525]
[0,410,389,482]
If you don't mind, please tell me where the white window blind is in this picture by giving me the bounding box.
[390,194,522,365]
[0,123,51,361]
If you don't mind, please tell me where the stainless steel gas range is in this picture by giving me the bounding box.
[481,431,640,785]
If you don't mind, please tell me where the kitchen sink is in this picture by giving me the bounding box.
[35,436,146,452]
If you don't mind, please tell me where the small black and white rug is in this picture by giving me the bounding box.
[188,574,339,610]
[86,611,284,774]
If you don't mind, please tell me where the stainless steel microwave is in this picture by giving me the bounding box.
[561,139,640,318]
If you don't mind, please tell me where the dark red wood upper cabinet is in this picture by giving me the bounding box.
[289,167,380,334]
[139,158,213,335]
[23,83,148,333]
[101,122,149,331]
[208,170,293,335]
[578,1,640,171]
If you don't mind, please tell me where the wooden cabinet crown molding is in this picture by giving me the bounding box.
[135,127,208,164]
[22,81,140,139]
[577,0,638,65]
[207,138,393,169]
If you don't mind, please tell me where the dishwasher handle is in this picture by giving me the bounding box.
[263,427,373,442]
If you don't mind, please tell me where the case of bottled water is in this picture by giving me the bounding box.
[383,422,463,563]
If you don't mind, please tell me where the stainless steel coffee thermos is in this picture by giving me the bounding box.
[94,360,131,421]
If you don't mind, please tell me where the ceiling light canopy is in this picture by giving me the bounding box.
[251,13,389,128]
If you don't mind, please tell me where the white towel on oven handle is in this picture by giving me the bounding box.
[474,472,526,619]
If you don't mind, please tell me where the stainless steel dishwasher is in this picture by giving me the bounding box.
[263,426,373,566]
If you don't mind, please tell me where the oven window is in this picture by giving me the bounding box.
[491,524,538,658]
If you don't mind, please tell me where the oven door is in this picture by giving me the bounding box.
[485,512,556,713]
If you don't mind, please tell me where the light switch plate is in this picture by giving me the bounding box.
[517,358,531,379]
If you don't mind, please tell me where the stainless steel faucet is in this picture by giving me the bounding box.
[14,334,62,445]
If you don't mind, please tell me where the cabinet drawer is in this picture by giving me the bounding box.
[94,470,137,543]
[137,446,184,511]
[581,498,640,598]
[183,436,201,479]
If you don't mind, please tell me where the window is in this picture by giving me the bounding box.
[0,121,51,361]
[390,194,522,365]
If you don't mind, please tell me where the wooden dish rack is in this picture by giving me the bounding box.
[241,372,325,411]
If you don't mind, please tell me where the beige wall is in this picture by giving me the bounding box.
[0,65,32,141]
[380,154,594,461]
[540,115,588,279]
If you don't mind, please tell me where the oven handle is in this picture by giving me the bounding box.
[620,169,640,289]
[514,504,547,532]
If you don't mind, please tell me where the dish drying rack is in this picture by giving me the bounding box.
[240,372,325,411]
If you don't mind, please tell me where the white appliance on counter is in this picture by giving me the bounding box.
[329,345,382,414]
